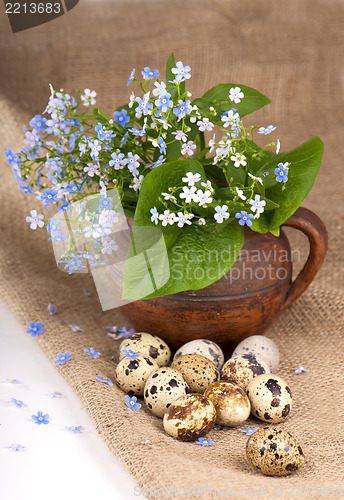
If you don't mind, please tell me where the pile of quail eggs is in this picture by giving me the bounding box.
[115,333,305,477]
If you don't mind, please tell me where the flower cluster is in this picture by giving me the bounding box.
[6,54,294,290]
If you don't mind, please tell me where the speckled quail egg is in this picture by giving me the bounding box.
[115,354,159,396]
[173,339,224,370]
[163,393,216,441]
[246,427,305,476]
[204,381,251,427]
[119,332,171,367]
[144,367,190,418]
[246,374,292,423]
[221,354,270,391]
[232,335,280,373]
[171,354,220,393]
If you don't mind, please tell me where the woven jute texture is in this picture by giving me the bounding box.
[1,0,344,497]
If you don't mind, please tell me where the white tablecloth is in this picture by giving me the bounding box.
[0,300,139,500]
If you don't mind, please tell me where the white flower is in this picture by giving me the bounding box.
[221,109,240,128]
[150,206,159,224]
[231,153,247,168]
[181,140,196,156]
[214,205,229,224]
[248,172,263,185]
[196,189,212,207]
[201,180,213,191]
[81,89,97,106]
[152,81,167,97]
[128,164,139,176]
[99,209,119,229]
[132,174,144,191]
[84,163,100,177]
[236,187,247,200]
[159,210,176,226]
[26,209,44,230]
[176,212,194,228]
[197,118,214,132]
[161,192,177,203]
[156,119,172,131]
[208,133,216,153]
[84,224,103,239]
[249,194,266,216]
[99,180,107,197]
[276,138,280,154]
[179,185,198,203]
[198,218,206,226]
[129,92,135,108]
[101,237,118,255]
[172,130,187,142]
[229,86,244,104]
[182,172,201,186]
[215,140,230,159]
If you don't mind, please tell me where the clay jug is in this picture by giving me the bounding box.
[121,207,327,352]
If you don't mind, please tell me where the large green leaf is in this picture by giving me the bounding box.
[196,84,271,119]
[251,137,324,232]
[122,157,244,299]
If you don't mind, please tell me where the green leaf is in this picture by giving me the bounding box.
[226,163,246,185]
[270,227,280,237]
[201,84,271,118]
[122,157,244,299]
[93,108,110,125]
[165,53,176,85]
[265,137,324,229]
[264,198,280,210]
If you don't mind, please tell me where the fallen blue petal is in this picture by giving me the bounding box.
[121,349,140,359]
[11,398,27,408]
[196,437,213,446]
[125,395,141,411]
[69,324,84,332]
[84,347,100,359]
[6,444,26,452]
[96,375,113,386]
[32,411,50,425]
[54,352,72,364]
[45,391,63,399]
[48,303,57,315]
[240,427,258,435]
[65,425,83,433]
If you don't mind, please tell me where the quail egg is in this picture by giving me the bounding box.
[144,367,189,418]
[163,393,216,441]
[171,354,220,393]
[221,354,270,391]
[119,332,171,367]
[115,354,159,396]
[246,374,292,423]
[246,427,305,476]
[204,381,251,426]
[232,335,280,373]
[173,339,224,370]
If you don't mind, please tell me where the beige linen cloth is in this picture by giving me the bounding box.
[0,1,343,497]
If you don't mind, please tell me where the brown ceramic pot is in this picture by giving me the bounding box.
[121,207,327,352]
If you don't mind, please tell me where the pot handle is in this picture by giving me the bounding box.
[279,206,328,314]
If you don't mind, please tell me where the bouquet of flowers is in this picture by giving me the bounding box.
[5,54,323,302]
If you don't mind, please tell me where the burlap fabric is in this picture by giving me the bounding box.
[1,1,343,497]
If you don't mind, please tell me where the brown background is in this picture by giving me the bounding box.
[0,0,343,497]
